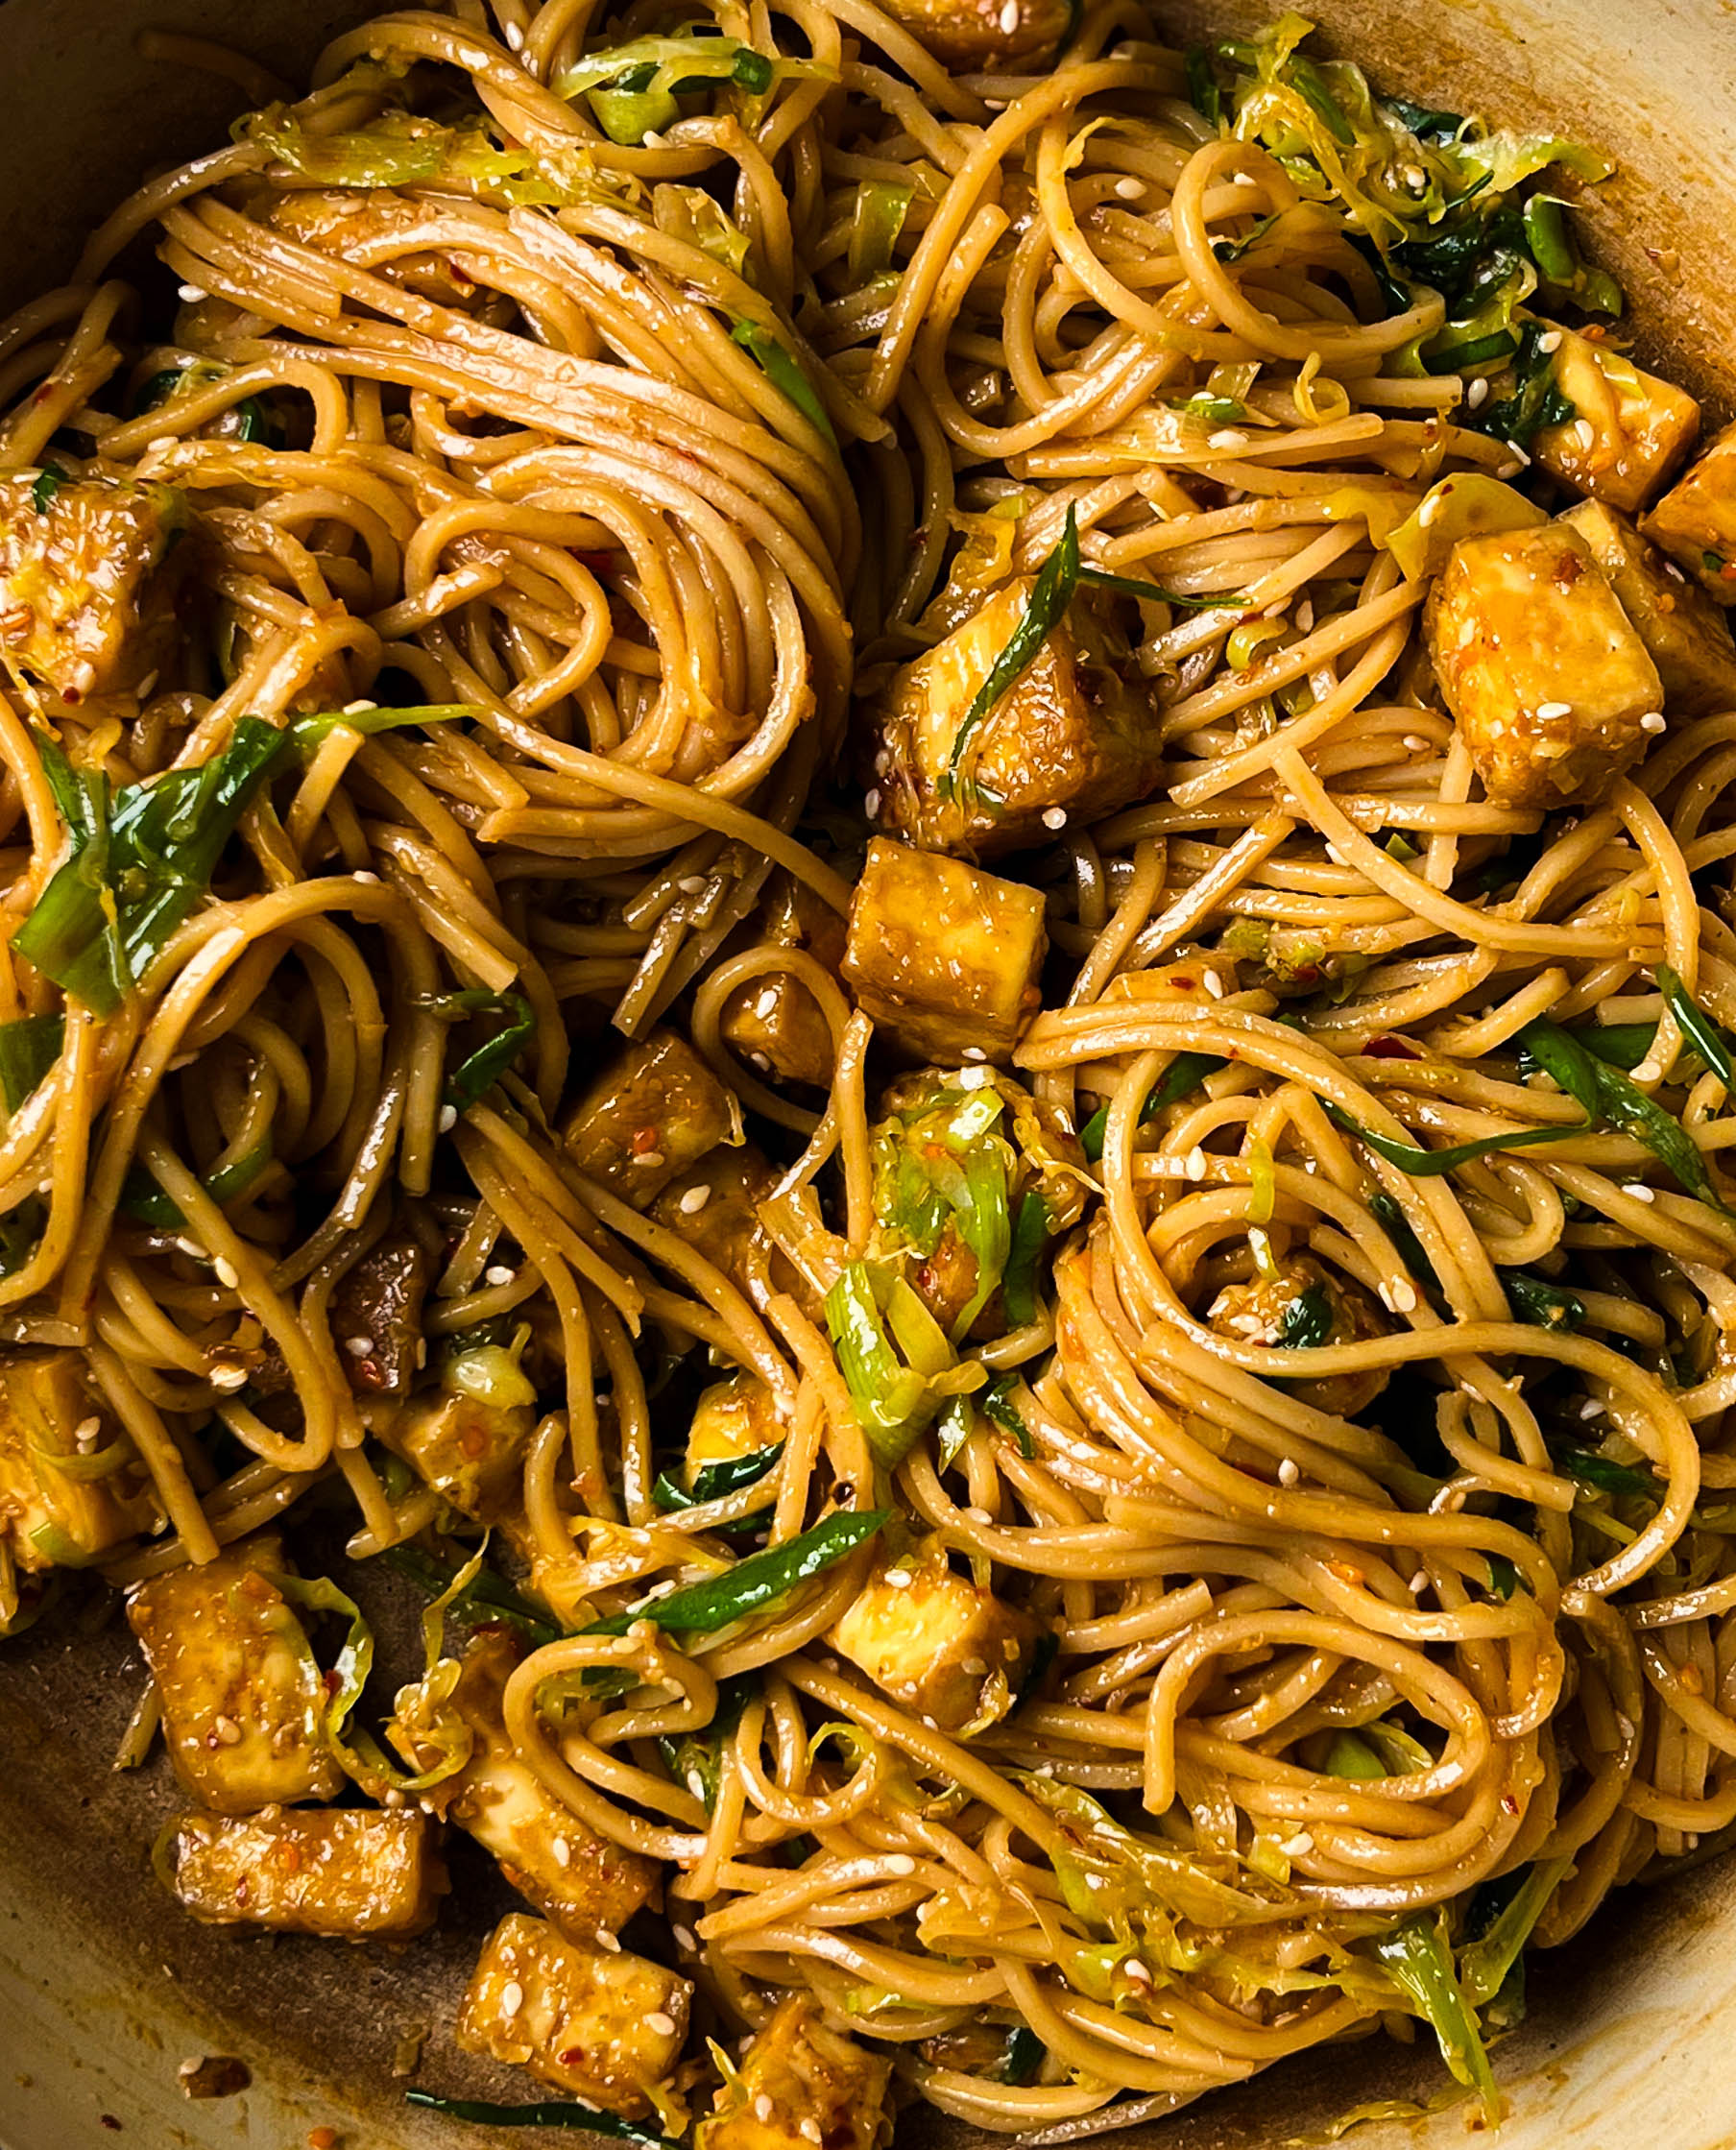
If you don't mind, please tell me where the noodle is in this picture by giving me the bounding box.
[0,1,1732,2140]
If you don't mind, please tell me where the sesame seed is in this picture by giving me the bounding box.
[637,1150,665,1169]
[863,788,881,817]
[1203,971,1225,999]
[484,1264,516,1286]
[438,1105,458,1132]
[963,1045,987,1062]
[211,1714,241,1746]
[136,669,159,699]
[146,434,176,453]
[212,1257,240,1290]
[1278,1457,1299,1487]
[755,2095,776,2123]
[73,1416,101,1450]
[801,2124,823,2144]
[679,1184,711,1213]
[1536,701,1573,721]
[1417,495,1441,526]
[1466,376,1489,409]
[1537,329,1563,353]
[672,1923,696,1950]
[962,1506,992,1524]
[341,700,378,715]
[1389,1279,1418,1314]
[501,1980,524,2017]
[1294,598,1314,631]
[999,0,1021,25]
[1115,176,1145,199]
[352,870,379,885]
[1640,712,1667,734]
[1184,1146,1208,1181]
[678,875,707,894]
[551,1837,570,1867]
[886,1853,917,1874]
[1580,1397,1604,1420]
[344,1335,374,1358]
[647,2011,678,2038]
[1403,734,1430,752]
[1282,1831,1314,1856]
[747,1054,770,1075]
[1622,1182,1655,1202]
[1208,428,1249,451]
[595,1927,621,1951]
[752,987,780,1019]
[210,1365,247,1392]
[504,16,525,47]
[175,1237,205,1261]
[883,1569,913,1588]
[1575,417,1597,451]
[1233,170,1257,185]
[1666,560,1688,583]
[1041,806,1069,831]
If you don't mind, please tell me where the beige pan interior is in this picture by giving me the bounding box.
[0,2,1734,2145]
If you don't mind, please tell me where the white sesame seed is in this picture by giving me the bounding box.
[1234,171,1257,185]
[1537,330,1563,354]
[863,788,881,817]
[1278,1457,1299,1487]
[1389,1279,1418,1314]
[1416,495,1442,526]
[801,2126,823,2146]
[146,434,176,453]
[755,2095,776,2123]
[747,1055,770,1075]
[1409,1569,1430,1594]
[883,1569,913,1588]
[1666,560,1688,583]
[963,1045,987,1062]
[595,1927,621,1952]
[1622,1182,1656,1203]
[647,2011,678,2038]
[342,699,377,715]
[1575,417,1597,451]
[1640,712,1667,734]
[637,1150,665,1168]
[679,1184,711,1214]
[1041,806,1069,831]
[1203,971,1225,999]
[212,1257,240,1290]
[175,1237,205,1261]
[504,16,525,47]
[73,1416,101,1449]
[177,283,207,302]
[1282,1831,1314,1855]
[1580,1397,1604,1420]
[1208,429,1249,451]
[501,1980,524,2017]
[344,1336,374,1359]
[752,987,780,1019]
[438,1104,458,1132]
[1536,701,1573,721]
[885,1853,917,1875]
[552,1837,571,1867]
[136,669,159,699]
[678,875,707,895]
[999,0,1021,26]
[211,1714,240,1746]
[210,1365,247,1392]
[1403,734,1430,752]
[1115,176,1145,199]
[1184,1146,1208,1181]
[352,870,380,885]
[1124,1956,1153,1984]
[1294,598,1314,632]
[484,1264,516,1286]
[1466,376,1490,410]
[672,1923,696,1950]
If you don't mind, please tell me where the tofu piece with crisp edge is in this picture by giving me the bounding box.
[0,474,186,701]
[869,579,1157,858]
[561,1029,742,1208]
[874,0,1069,66]
[166,1805,446,1938]
[841,838,1047,1065]
[696,1995,891,2150]
[1531,330,1700,513]
[374,1387,536,1529]
[427,1630,657,1943]
[1560,499,1736,717]
[126,1533,343,1814]
[0,1349,155,1571]
[456,1913,690,2118]
[1643,420,1736,602]
[829,1548,1039,1733]
[718,878,846,1089]
[1425,523,1664,808]
[683,1371,783,1484]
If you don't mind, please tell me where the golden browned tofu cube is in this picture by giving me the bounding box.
[456,1913,690,2118]
[719,878,845,1089]
[1643,420,1736,601]
[1532,331,1700,513]
[431,1631,656,1942]
[561,1029,741,1208]
[684,1372,783,1484]
[126,1534,343,1814]
[829,1547,1038,1734]
[167,1805,446,1937]
[0,474,185,700]
[842,839,1047,1065]
[696,1995,891,2150]
[0,1350,155,1572]
[870,581,1156,858]
[374,1386,536,1528]
[1426,523,1664,808]
[648,1147,777,1296]
[1561,499,1736,717]
[1206,1255,1389,1418]
[874,0,1069,66]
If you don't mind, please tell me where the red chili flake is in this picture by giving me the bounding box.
[629,1125,662,1157]
[1170,974,1194,990]
[1722,561,1736,583]
[1364,1034,1420,1061]
[324,1669,342,1695]
[557,2047,589,2067]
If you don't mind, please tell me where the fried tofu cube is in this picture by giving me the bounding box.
[1560,499,1736,717]
[874,0,1070,68]
[0,1350,154,1571]
[1206,1255,1389,1417]
[1425,523,1664,808]
[684,1372,783,1485]
[842,838,1047,1065]
[374,1387,536,1527]
[126,1534,344,1813]
[456,1913,690,2118]
[719,879,845,1089]
[167,1805,446,1937]
[428,1631,656,1942]
[1643,420,1736,602]
[0,474,185,700]
[561,1029,742,1208]
[870,582,1156,858]
[648,1147,779,1304]
[696,1995,891,2150]
[1531,331,1700,513]
[829,1548,1038,1734]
